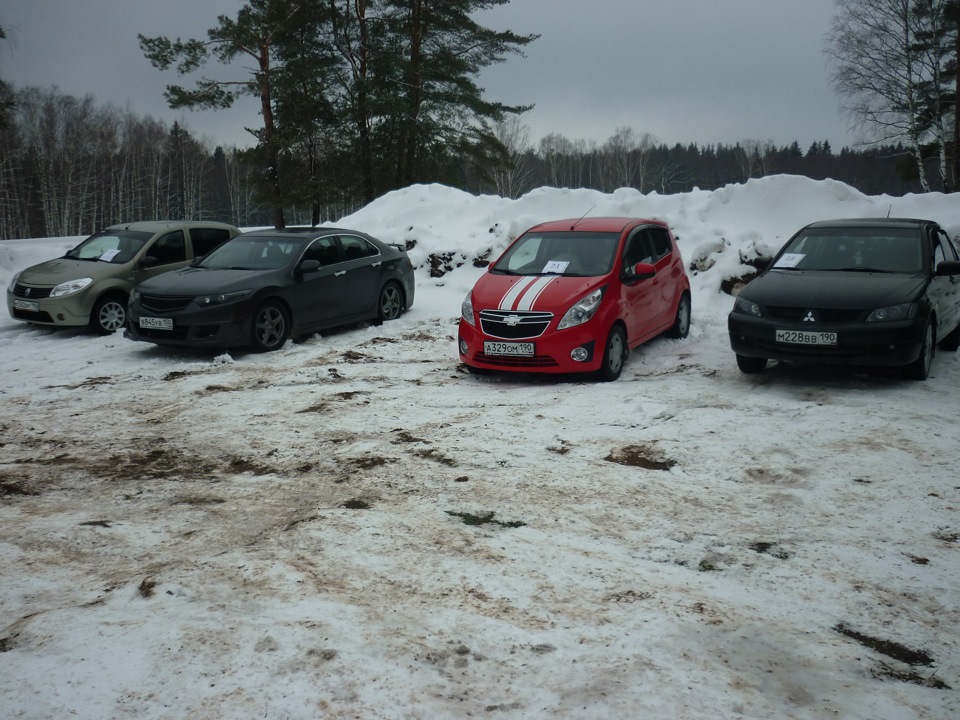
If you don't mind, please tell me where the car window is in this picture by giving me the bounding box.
[494,232,619,276]
[65,229,152,263]
[776,228,922,273]
[936,231,958,264]
[149,231,187,266]
[648,228,673,261]
[201,236,304,270]
[623,230,654,267]
[190,228,232,258]
[340,235,378,261]
[303,236,341,266]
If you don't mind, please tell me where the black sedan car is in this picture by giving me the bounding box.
[126,226,415,352]
[728,218,960,380]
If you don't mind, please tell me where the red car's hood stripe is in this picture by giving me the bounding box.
[499,276,554,311]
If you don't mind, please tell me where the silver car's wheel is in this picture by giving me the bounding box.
[250,301,288,352]
[91,295,127,335]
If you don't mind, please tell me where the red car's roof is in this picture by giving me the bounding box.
[526,217,667,233]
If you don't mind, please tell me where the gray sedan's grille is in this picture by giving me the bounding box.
[13,284,53,299]
[479,310,553,340]
[139,294,194,313]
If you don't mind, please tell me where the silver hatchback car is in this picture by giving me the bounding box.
[7,221,241,334]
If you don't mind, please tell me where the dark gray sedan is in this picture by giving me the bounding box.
[126,226,415,352]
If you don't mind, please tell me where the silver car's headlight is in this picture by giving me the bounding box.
[734,295,762,317]
[461,291,476,327]
[50,277,93,297]
[7,271,22,293]
[866,303,916,322]
[558,287,604,330]
[196,289,253,307]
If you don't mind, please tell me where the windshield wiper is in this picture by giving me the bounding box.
[833,266,894,273]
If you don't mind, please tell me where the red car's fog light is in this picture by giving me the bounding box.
[570,347,589,362]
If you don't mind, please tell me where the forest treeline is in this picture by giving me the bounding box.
[0,85,940,240]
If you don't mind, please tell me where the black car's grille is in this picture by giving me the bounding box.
[140,294,194,313]
[479,310,553,340]
[475,353,560,368]
[13,284,53,299]
[765,306,864,323]
[136,325,190,340]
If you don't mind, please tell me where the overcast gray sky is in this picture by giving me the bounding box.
[0,0,856,152]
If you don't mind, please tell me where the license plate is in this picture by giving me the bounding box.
[776,329,837,345]
[139,316,173,330]
[14,299,39,312]
[484,341,535,356]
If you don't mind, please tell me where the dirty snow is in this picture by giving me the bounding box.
[1,176,958,719]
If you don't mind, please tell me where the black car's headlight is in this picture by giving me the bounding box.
[129,288,140,305]
[866,303,916,322]
[196,289,253,307]
[558,287,605,330]
[733,295,762,317]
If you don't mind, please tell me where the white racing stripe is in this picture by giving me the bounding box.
[498,276,537,310]
[515,276,554,311]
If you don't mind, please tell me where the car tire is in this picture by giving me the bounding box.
[90,293,128,335]
[667,292,691,339]
[939,321,960,351]
[736,354,767,374]
[596,324,627,382]
[375,282,404,325]
[250,300,288,352]
[904,319,934,380]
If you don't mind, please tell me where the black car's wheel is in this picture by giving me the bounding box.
[939,321,960,351]
[904,319,934,380]
[90,294,127,335]
[596,324,627,382]
[250,300,288,352]
[667,292,691,339]
[375,282,404,324]
[736,354,767,374]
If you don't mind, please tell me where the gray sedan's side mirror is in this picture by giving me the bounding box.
[299,259,321,274]
[935,260,960,276]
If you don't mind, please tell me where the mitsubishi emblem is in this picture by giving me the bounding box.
[802,310,816,322]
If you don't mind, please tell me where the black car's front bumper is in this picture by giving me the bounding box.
[728,312,926,367]
[126,299,254,348]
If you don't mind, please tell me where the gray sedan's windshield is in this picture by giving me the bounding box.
[774,228,923,273]
[201,237,304,271]
[492,232,619,277]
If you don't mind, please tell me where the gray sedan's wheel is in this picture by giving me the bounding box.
[904,320,934,380]
[596,325,626,382]
[736,354,767,374]
[90,294,127,335]
[376,282,403,324]
[667,293,691,339]
[250,301,288,352]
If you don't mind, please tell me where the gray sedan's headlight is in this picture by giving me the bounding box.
[461,291,476,327]
[50,277,93,297]
[866,303,916,322]
[558,287,604,330]
[733,295,762,317]
[196,289,253,307]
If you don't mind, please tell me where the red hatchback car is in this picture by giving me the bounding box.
[458,217,691,381]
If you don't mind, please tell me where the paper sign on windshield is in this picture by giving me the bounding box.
[99,249,121,262]
[774,253,804,268]
[543,260,569,274]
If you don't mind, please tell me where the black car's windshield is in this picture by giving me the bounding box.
[491,231,619,277]
[200,236,305,271]
[774,227,923,273]
[65,229,152,264]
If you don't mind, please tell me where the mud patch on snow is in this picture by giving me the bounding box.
[605,444,676,470]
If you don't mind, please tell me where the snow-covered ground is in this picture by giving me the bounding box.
[1,176,958,719]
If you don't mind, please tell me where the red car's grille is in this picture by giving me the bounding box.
[479,310,553,339]
[475,353,559,368]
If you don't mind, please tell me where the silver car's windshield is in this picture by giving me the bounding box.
[200,237,305,271]
[491,232,619,277]
[65,229,152,264]
[774,228,923,273]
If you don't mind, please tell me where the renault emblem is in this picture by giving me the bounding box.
[24,288,31,297]
[802,310,816,322]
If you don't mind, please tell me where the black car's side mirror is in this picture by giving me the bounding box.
[299,259,321,274]
[935,260,960,276]
[623,261,656,281]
